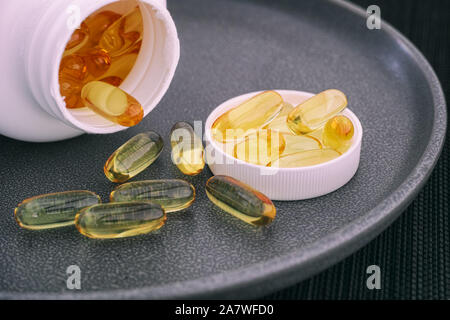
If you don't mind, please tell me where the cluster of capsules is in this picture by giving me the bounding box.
[15,122,276,239]
[59,7,144,127]
[212,89,355,167]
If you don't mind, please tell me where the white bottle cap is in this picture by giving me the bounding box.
[204,90,363,201]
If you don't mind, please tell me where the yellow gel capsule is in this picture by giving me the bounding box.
[234,129,286,166]
[14,191,101,230]
[65,23,89,50]
[99,7,143,58]
[111,179,195,213]
[263,102,295,134]
[287,89,348,134]
[212,91,284,143]
[205,176,276,226]
[84,10,122,44]
[269,148,341,168]
[81,81,144,127]
[282,134,322,156]
[306,127,325,143]
[75,202,166,239]
[170,122,205,176]
[323,115,355,153]
[104,131,164,183]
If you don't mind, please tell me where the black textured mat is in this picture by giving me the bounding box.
[267,0,450,300]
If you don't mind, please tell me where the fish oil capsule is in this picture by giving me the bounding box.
[75,202,166,239]
[104,131,164,183]
[63,94,85,109]
[205,176,276,226]
[15,191,101,230]
[111,179,195,213]
[100,76,123,87]
[234,129,286,166]
[269,149,341,168]
[263,102,295,134]
[170,122,205,176]
[282,134,322,156]
[212,91,284,143]
[59,55,87,81]
[84,10,122,44]
[323,115,354,153]
[306,127,325,143]
[287,89,348,135]
[82,48,111,78]
[99,7,143,58]
[64,22,89,55]
[81,81,143,126]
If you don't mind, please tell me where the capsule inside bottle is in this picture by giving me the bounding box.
[81,81,144,127]
[205,175,276,226]
[287,89,348,135]
[111,179,196,213]
[104,131,164,183]
[75,202,166,239]
[212,91,284,143]
[170,122,205,176]
[15,191,101,230]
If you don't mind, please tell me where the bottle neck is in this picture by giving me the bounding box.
[26,0,179,134]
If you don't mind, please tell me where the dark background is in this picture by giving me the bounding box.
[266,0,449,299]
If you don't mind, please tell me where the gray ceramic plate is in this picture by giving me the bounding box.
[0,0,446,299]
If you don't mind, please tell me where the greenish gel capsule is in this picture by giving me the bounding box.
[14,191,101,230]
[110,179,196,213]
[104,131,164,183]
[75,202,166,239]
[205,175,276,226]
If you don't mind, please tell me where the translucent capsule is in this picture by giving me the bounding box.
[100,76,123,87]
[212,91,283,143]
[82,48,111,78]
[263,102,295,134]
[205,176,276,226]
[63,93,85,109]
[75,202,166,239]
[59,55,87,81]
[269,149,341,168]
[15,191,101,230]
[323,115,354,153]
[306,127,324,143]
[99,52,138,83]
[111,179,195,213]
[170,122,205,176]
[84,10,122,44]
[104,131,164,183]
[234,129,286,166]
[282,134,322,156]
[99,7,143,58]
[287,89,348,135]
[81,81,143,126]
[64,22,90,56]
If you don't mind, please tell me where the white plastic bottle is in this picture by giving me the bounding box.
[0,0,179,142]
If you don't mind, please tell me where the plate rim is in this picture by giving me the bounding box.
[1,0,446,299]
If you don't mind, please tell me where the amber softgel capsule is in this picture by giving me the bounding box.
[75,202,166,239]
[269,148,341,168]
[111,180,196,213]
[287,89,348,135]
[81,81,144,126]
[233,129,286,166]
[205,176,276,226]
[15,191,101,230]
[212,91,284,143]
[323,115,355,153]
[104,131,164,183]
[170,122,205,176]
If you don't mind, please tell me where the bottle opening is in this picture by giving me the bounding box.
[56,0,179,133]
